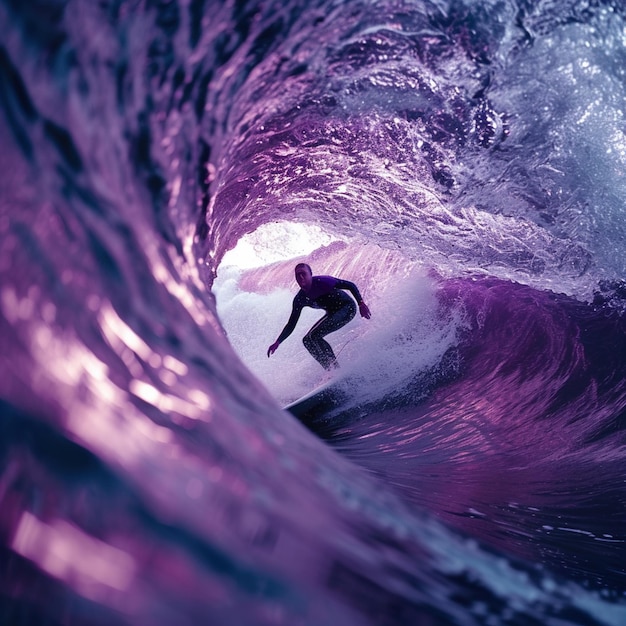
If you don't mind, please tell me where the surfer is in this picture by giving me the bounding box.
[267,263,371,370]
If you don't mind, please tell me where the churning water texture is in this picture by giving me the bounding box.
[1,0,626,625]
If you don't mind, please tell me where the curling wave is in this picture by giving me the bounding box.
[1,1,626,625]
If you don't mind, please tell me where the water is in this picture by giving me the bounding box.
[1,0,626,624]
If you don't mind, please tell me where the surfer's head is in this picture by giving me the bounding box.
[295,263,313,291]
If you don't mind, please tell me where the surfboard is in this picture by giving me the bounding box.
[283,379,349,429]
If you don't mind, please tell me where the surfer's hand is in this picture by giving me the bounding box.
[267,341,279,357]
[359,302,371,319]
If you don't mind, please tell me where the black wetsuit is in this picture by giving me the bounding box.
[277,276,363,369]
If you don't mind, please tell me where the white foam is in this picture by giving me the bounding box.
[214,260,464,406]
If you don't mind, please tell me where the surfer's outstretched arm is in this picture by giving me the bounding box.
[267,299,303,357]
[335,279,371,319]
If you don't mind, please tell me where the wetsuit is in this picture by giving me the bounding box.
[277,276,363,370]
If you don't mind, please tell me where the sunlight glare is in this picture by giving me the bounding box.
[220,221,345,270]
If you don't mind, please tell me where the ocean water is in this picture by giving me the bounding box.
[1,1,626,625]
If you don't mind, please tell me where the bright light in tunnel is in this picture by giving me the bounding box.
[220,221,345,270]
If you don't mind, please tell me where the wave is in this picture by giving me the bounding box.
[1,0,626,625]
